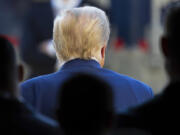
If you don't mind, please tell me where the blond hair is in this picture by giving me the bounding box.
[53,6,110,62]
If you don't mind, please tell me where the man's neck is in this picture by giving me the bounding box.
[58,57,101,69]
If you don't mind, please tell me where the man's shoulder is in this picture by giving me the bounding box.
[20,73,58,102]
[102,68,151,88]
[21,73,56,87]
[100,68,154,97]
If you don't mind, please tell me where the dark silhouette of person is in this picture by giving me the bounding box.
[116,3,180,135]
[0,36,60,135]
[56,73,114,135]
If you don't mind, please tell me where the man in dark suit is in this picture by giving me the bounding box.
[56,73,114,135]
[116,3,180,134]
[21,6,154,120]
[0,37,59,135]
[20,0,85,79]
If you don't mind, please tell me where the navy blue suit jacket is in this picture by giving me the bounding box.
[21,59,154,119]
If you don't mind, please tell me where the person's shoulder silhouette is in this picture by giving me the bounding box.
[0,36,60,135]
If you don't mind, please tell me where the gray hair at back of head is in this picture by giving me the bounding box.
[53,6,110,62]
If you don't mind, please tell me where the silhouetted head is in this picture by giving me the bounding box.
[0,36,23,98]
[57,73,114,135]
[161,2,180,82]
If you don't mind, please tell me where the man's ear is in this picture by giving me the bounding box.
[101,45,106,59]
[161,36,169,58]
[18,64,24,82]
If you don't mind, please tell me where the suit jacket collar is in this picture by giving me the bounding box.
[60,59,101,71]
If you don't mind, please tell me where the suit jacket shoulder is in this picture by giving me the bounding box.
[100,68,154,99]
[21,59,154,117]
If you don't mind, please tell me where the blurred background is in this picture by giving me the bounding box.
[0,0,174,94]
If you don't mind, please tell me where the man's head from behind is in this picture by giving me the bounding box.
[161,3,180,81]
[57,73,113,135]
[53,6,110,67]
[0,37,23,97]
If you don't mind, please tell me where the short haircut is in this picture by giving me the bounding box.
[57,73,113,134]
[164,2,180,59]
[53,6,110,62]
[0,36,16,90]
